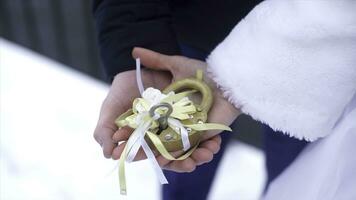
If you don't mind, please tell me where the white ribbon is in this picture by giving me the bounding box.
[122,59,168,185]
[123,119,168,184]
[125,120,151,162]
[168,118,191,151]
[141,139,168,184]
[136,58,144,95]
[125,58,191,186]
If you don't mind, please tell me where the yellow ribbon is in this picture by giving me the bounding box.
[116,88,231,195]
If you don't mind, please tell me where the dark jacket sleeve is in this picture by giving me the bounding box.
[93,0,180,82]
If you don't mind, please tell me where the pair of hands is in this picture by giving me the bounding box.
[94,47,240,172]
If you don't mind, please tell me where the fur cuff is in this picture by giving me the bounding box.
[207,0,356,141]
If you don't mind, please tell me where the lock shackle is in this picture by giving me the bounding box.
[149,102,173,118]
[162,78,213,112]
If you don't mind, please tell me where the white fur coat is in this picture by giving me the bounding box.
[207,0,356,199]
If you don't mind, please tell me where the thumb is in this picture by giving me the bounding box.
[132,47,173,72]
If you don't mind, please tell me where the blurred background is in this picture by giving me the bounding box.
[0,0,265,199]
[0,0,103,80]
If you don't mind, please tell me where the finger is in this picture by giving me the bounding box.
[132,148,148,161]
[93,97,121,158]
[94,125,117,158]
[132,47,173,71]
[163,158,197,173]
[112,142,149,161]
[202,100,239,141]
[112,127,133,142]
[190,148,214,166]
[112,141,146,161]
[211,135,222,146]
[199,138,221,154]
[155,150,184,168]
[102,139,117,159]
[112,141,126,160]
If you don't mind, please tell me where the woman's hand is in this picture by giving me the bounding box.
[93,69,171,158]
[131,47,241,140]
[94,47,241,172]
[112,126,223,172]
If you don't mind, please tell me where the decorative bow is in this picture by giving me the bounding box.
[115,87,231,195]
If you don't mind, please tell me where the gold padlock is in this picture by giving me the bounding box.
[115,70,213,152]
[148,72,213,152]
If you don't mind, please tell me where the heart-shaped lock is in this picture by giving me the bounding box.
[148,71,213,152]
[115,70,215,154]
[115,69,231,196]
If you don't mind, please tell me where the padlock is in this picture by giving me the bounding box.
[114,70,223,196]
[150,72,213,152]
[115,70,213,153]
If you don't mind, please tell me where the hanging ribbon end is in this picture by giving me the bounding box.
[120,189,127,195]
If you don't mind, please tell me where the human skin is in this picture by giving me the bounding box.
[93,47,241,172]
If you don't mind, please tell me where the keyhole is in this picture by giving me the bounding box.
[149,103,173,131]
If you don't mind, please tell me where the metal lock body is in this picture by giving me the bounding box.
[148,75,213,152]
[116,71,214,153]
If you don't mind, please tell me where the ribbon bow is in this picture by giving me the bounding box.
[115,59,231,195]
[115,87,231,195]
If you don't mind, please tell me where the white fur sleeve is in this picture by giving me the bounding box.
[207,0,356,141]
